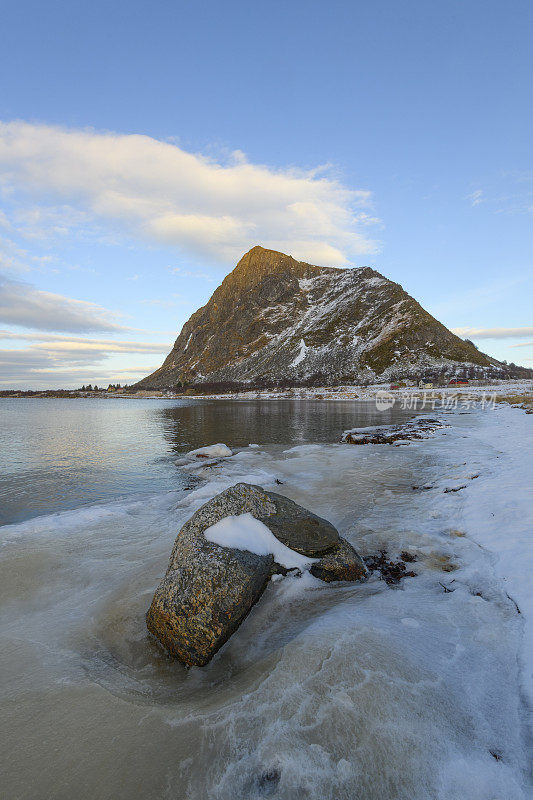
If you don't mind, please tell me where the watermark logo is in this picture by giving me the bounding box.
[375,390,395,411]
[375,390,496,411]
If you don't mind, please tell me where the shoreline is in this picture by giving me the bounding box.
[2,378,532,408]
[172,379,533,409]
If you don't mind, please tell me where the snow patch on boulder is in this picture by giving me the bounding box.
[204,512,316,570]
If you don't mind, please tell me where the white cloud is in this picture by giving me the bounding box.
[0,121,379,266]
[0,272,128,332]
[0,330,168,352]
[452,326,533,340]
[0,347,156,388]
[0,234,31,273]
[11,204,94,240]
[467,189,484,206]
[0,332,168,388]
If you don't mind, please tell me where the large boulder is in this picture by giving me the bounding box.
[146,482,365,666]
[251,488,340,556]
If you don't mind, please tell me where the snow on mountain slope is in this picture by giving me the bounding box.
[136,246,500,389]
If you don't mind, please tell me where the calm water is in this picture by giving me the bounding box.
[0,397,412,525]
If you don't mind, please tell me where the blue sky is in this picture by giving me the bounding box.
[0,0,532,387]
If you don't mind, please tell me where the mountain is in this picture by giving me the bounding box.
[135,246,501,389]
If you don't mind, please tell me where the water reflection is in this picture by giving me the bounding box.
[0,398,414,525]
[155,398,413,452]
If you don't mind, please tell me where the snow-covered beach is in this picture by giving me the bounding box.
[1,398,531,798]
[170,378,533,406]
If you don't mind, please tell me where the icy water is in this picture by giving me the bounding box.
[0,399,530,799]
[0,397,413,525]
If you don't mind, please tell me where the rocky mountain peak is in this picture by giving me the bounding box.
[221,245,332,293]
[136,247,501,389]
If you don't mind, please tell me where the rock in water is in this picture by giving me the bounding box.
[146,484,274,666]
[146,482,365,666]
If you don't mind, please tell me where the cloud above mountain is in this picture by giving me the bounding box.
[0,121,378,266]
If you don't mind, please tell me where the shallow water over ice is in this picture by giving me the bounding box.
[0,397,412,525]
[0,407,531,799]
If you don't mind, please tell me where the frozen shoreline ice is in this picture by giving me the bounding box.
[0,403,531,798]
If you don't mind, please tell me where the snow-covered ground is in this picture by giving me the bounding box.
[173,378,533,405]
[458,407,533,705]
[1,403,531,799]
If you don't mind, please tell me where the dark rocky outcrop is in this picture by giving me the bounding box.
[135,245,502,390]
[342,417,447,445]
[146,482,366,666]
